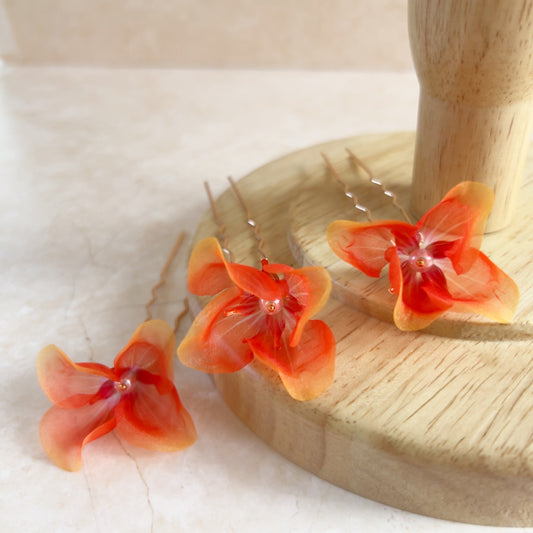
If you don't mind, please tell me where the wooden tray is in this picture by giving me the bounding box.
[190,132,533,526]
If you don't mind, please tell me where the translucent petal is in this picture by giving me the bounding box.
[177,287,255,373]
[262,262,294,274]
[389,248,452,331]
[401,265,453,314]
[187,237,233,296]
[114,320,175,381]
[250,320,336,401]
[283,266,331,346]
[115,379,196,452]
[225,261,282,300]
[418,182,494,272]
[39,401,116,471]
[440,252,519,323]
[37,345,114,408]
[327,219,412,277]
[247,330,294,376]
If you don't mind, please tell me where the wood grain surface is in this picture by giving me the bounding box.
[408,0,533,232]
[190,132,533,526]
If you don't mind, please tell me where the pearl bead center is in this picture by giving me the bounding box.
[260,299,282,315]
[115,377,132,392]
[408,248,434,272]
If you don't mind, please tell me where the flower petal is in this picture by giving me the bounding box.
[187,237,233,296]
[37,345,114,408]
[261,261,294,274]
[327,219,413,277]
[39,402,116,471]
[392,289,450,331]
[279,321,336,401]
[224,261,282,300]
[440,252,519,322]
[115,379,196,452]
[389,248,453,331]
[177,287,255,373]
[247,330,293,375]
[249,320,336,401]
[418,181,494,273]
[114,320,175,381]
[283,266,331,346]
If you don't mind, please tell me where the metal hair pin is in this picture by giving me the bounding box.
[204,181,234,262]
[321,152,373,221]
[145,230,190,334]
[227,176,268,262]
[345,148,413,223]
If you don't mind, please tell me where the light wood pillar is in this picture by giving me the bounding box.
[408,0,533,231]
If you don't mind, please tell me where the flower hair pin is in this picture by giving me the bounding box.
[37,231,197,471]
[324,151,519,331]
[322,149,413,224]
[177,179,336,401]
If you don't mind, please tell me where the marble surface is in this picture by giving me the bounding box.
[0,66,529,532]
[1,0,411,70]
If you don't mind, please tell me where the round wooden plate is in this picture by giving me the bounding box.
[190,132,533,526]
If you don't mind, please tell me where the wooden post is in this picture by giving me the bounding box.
[408,0,533,232]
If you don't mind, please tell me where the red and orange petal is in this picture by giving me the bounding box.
[39,401,117,471]
[224,260,283,301]
[246,330,294,376]
[327,219,412,277]
[418,182,494,272]
[177,286,255,373]
[187,237,233,296]
[392,296,448,331]
[250,320,336,401]
[388,248,452,331]
[392,282,452,331]
[420,181,494,241]
[114,382,196,452]
[284,266,331,346]
[262,261,294,274]
[440,251,519,323]
[37,345,115,409]
[114,320,176,382]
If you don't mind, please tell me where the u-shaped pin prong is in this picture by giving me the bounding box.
[345,148,413,224]
[204,181,235,262]
[145,231,186,321]
[321,152,374,221]
[227,176,268,262]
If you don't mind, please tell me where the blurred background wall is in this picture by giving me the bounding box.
[0,0,412,69]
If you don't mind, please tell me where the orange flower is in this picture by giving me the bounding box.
[328,182,519,331]
[37,320,196,471]
[178,238,335,401]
